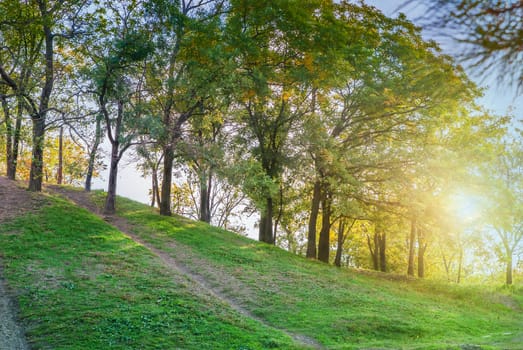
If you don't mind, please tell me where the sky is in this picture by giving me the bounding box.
[366,0,522,117]
[92,0,522,227]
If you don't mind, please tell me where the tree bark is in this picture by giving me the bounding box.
[103,101,123,215]
[506,254,513,285]
[28,116,46,191]
[259,196,274,244]
[57,126,63,184]
[7,100,23,180]
[160,143,174,216]
[367,234,379,270]
[378,232,387,272]
[334,220,345,267]
[457,247,463,284]
[151,167,160,207]
[104,142,120,215]
[199,168,212,223]
[407,218,416,276]
[4,82,25,180]
[417,229,427,278]
[85,116,102,191]
[306,179,321,259]
[29,3,54,192]
[1,95,14,179]
[318,188,331,263]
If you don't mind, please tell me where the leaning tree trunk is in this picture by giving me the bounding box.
[306,180,321,259]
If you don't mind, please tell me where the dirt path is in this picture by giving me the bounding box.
[47,185,324,350]
[0,177,33,350]
[0,265,30,350]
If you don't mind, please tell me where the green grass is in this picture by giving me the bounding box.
[0,197,299,349]
[107,193,523,350]
[1,190,522,349]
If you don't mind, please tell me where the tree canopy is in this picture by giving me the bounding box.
[1,0,521,285]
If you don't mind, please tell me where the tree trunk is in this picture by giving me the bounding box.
[457,247,463,284]
[334,220,345,267]
[506,254,513,285]
[103,101,123,215]
[441,251,451,282]
[151,167,159,207]
[273,183,284,239]
[407,218,416,276]
[367,234,379,270]
[317,188,331,263]
[306,180,321,259]
[7,100,23,180]
[199,168,211,223]
[57,126,63,184]
[85,116,102,191]
[104,141,120,215]
[259,196,274,244]
[160,143,174,216]
[417,229,427,278]
[1,95,14,179]
[28,116,45,191]
[378,232,387,272]
[3,83,24,180]
[29,7,54,192]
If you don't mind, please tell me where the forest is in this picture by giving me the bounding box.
[1,0,522,287]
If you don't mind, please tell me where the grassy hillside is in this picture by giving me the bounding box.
[0,190,522,349]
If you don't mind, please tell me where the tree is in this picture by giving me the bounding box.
[302,1,479,264]
[409,0,523,89]
[42,130,99,185]
[136,141,164,207]
[84,1,154,214]
[0,0,41,181]
[0,0,89,191]
[145,0,228,216]
[227,0,339,244]
[484,140,523,285]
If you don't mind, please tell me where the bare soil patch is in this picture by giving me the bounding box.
[0,177,46,223]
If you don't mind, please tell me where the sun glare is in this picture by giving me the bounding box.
[449,191,483,222]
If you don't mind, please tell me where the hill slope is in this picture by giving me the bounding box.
[0,183,521,349]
